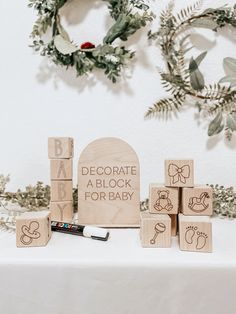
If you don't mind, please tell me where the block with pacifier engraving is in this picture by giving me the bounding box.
[16,211,51,247]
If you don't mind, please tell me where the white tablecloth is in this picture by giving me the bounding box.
[0,217,236,314]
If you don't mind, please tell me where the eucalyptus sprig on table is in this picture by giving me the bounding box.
[146,1,236,140]
[28,0,154,82]
[0,175,236,231]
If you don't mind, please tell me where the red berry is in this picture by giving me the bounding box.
[80,42,95,49]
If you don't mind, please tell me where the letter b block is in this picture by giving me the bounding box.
[181,186,213,216]
[48,137,74,159]
[51,181,73,201]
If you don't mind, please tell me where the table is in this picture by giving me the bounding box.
[0,217,236,314]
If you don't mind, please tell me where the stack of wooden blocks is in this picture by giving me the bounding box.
[140,160,213,253]
[48,137,74,223]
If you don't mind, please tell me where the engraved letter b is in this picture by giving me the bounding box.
[55,139,63,157]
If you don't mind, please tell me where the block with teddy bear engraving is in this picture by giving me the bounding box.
[149,184,179,214]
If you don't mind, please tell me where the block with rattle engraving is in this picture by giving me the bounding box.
[140,212,171,248]
[16,211,51,247]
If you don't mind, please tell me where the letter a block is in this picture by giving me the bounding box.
[50,159,73,180]
[178,214,212,253]
[51,181,73,201]
[165,160,194,187]
[48,137,74,159]
[149,184,179,214]
[140,212,171,248]
[181,186,213,216]
[16,211,51,247]
[50,201,73,222]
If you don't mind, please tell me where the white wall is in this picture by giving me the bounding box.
[0,0,236,199]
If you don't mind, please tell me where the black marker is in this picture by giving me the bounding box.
[51,221,110,241]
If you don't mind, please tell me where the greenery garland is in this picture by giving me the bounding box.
[146,2,236,140]
[29,0,154,83]
[0,175,235,231]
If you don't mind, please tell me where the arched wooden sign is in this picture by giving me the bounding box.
[78,138,140,227]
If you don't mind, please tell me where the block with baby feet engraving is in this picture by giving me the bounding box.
[165,160,194,187]
[182,186,213,216]
[178,214,212,253]
[149,184,179,214]
[16,211,51,247]
[140,212,171,248]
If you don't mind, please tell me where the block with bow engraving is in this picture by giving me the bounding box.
[165,160,194,187]
[182,186,213,216]
[16,211,51,247]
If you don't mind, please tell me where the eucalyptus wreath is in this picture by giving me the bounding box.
[29,0,154,82]
[146,2,236,140]
[0,175,235,231]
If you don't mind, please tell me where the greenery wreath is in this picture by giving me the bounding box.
[29,0,154,82]
[146,2,236,140]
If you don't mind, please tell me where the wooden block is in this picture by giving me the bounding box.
[140,212,171,248]
[181,186,213,216]
[48,137,74,159]
[50,201,73,222]
[169,214,178,236]
[51,180,73,201]
[16,211,51,247]
[149,184,179,214]
[50,159,73,180]
[178,214,212,253]
[78,138,140,227]
[165,160,194,187]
